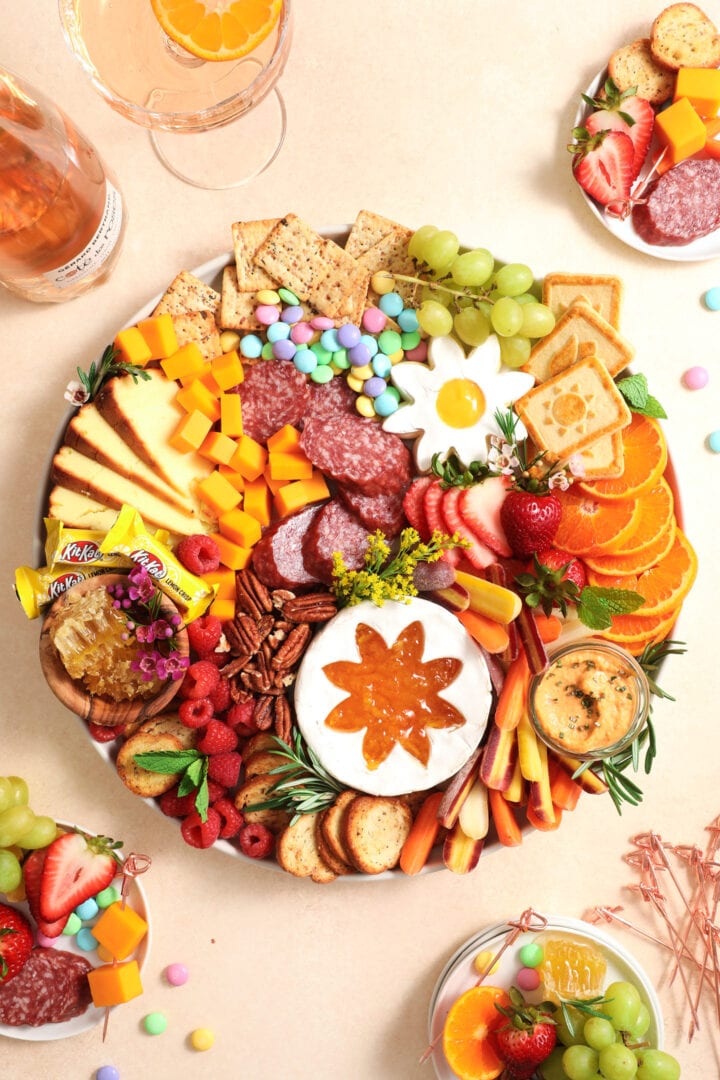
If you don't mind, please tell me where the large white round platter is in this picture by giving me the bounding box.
[0,824,151,1041]
[427,915,664,1080]
[573,69,720,262]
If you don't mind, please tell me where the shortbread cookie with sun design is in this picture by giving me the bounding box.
[514,354,632,462]
[522,301,634,384]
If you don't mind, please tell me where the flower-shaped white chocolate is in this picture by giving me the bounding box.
[382,335,535,472]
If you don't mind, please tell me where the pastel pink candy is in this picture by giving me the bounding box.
[683,366,709,390]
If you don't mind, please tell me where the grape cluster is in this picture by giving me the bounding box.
[0,776,57,894]
[405,226,556,365]
[538,980,681,1080]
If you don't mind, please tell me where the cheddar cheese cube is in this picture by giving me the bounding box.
[263,466,286,495]
[243,477,272,527]
[229,434,268,482]
[213,534,253,571]
[218,464,245,492]
[674,67,720,118]
[136,313,178,360]
[160,341,206,382]
[267,424,302,452]
[220,393,243,437]
[654,96,707,165]
[268,450,313,481]
[274,472,330,517]
[219,507,262,548]
[88,959,143,1007]
[93,902,148,961]
[211,349,244,390]
[199,431,238,466]
[169,409,213,453]
[114,327,152,368]
[176,379,221,422]
[208,597,236,621]
[202,567,236,601]
[198,470,243,515]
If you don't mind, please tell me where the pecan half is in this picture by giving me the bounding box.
[271,623,312,670]
[253,695,274,731]
[282,592,337,623]
[273,695,292,745]
[235,569,273,618]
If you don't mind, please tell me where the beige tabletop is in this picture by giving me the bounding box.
[2,2,720,1078]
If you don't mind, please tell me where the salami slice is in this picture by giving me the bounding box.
[239,361,311,444]
[632,159,720,246]
[337,483,407,538]
[300,416,412,497]
[302,377,357,424]
[302,500,370,584]
[251,503,325,590]
[0,949,92,1026]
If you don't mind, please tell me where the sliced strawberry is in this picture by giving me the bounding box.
[423,479,461,566]
[402,475,434,539]
[570,128,634,209]
[39,832,121,923]
[458,476,512,557]
[440,486,495,570]
[22,849,69,938]
[582,77,655,179]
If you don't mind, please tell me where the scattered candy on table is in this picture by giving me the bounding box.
[190,1027,215,1051]
[703,286,720,310]
[708,430,720,453]
[165,961,189,986]
[682,365,709,390]
[143,1010,168,1035]
[95,1067,120,1080]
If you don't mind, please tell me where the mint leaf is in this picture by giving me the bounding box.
[576,586,645,631]
[194,763,210,823]
[133,749,201,774]
[617,373,667,419]
[632,394,667,419]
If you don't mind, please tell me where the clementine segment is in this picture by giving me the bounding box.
[151,0,283,62]
[604,478,674,558]
[629,530,698,618]
[578,414,667,501]
[551,487,639,556]
[442,985,511,1080]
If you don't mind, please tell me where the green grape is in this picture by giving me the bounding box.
[0,849,22,893]
[537,1047,568,1079]
[635,1049,681,1080]
[520,301,556,339]
[563,1044,600,1080]
[499,335,531,368]
[494,262,534,297]
[0,805,35,848]
[6,777,29,806]
[0,779,13,814]
[491,296,523,337]
[604,982,643,1032]
[17,814,57,850]
[419,284,451,307]
[626,1003,650,1040]
[584,1016,617,1051]
[453,306,490,347]
[408,224,438,261]
[557,1007,589,1047]
[417,299,453,337]
[422,230,460,272]
[514,292,538,306]
[476,299,493,320]
[450,248,494,287]
[599,1042,638,1079]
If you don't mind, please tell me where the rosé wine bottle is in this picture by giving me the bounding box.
[0,67,126,303]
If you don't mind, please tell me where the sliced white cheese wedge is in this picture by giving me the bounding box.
[294,597,492,796]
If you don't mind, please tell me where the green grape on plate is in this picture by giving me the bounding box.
[0,805,35,849]
[635,1049,681,1080]
[0,848,22,893]
[598,1041,639,1080]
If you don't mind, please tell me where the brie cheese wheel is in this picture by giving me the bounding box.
[293,597,492,796]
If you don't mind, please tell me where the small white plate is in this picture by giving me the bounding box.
[573,69,720,262]
[0,824,151,1041]
[427,914,663,1079]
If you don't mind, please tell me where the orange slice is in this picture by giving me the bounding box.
[442,985,510,1080]
[151,0,283,62]
[578,414,667,502]
[600,605,681,653]
[584,516,677,576]
[540,936,607,1003]
[605,478,674,558]
[552,487,639,556]
[628,530,698,618]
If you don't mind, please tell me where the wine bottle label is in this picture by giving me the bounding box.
[43,181,123,289]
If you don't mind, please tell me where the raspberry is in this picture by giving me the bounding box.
[197,719,238,755]
[208,677,232,714]
[176,533,221,575]
[212,797,243,839]
[226,700,258,737]
[88,721,127,743]
[186,614,223,657]
[202,651,231,669]
[179,697,214,729]
[206,780,227,804]
[238,822,274,859]
[180,660,220,700]
[180,807,221,849]
[159,785,199,818]
[207,751,242,788]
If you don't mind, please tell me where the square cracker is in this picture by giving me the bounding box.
[358,226,418,306]
[219,265,262,331]
[255,214,370,321]
[345,209,405,258]
[542,273,623,329]
[575,431,625,479]
[523,301,634,384]
[171,310,222,362]
[152,270,221,318]
[232,218,280,291]
[514,354,632,461]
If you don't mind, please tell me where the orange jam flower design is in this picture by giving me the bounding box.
[322,620,464,770]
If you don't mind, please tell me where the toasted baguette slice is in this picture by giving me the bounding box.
[243,750,282,780]
[116,731,183,797]
[137,713,197,750]
[234,774,289,834]
[319,790,358,867]
[315,814,354,876]
[650,3,720,69]
[51,445,208,536]
[607,38,675,104]
[47,486,119,531]
[343,796,412,875]
[94,370,213,496]
[241,732,279,759]
[64,403,194,512]
[276,813,337,883]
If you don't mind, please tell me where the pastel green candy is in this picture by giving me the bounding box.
[332,348,350,370]
[261,342,274,360]
[400,330,421,351]
[310,365,334,384]
[62,912,82,935]
[95,885,121,909]
[518,942,544,968]
[278,287,300,305]
[143,1011,168,1036]
[377,329,402,356]
[310,342,333,366]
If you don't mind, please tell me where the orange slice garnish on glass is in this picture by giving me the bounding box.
[151,0,283,62]
[442,986,511,1080]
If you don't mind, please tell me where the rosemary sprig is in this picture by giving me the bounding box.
[76,344,151,402]
[559,995,612,1037]
[243,731,345,825]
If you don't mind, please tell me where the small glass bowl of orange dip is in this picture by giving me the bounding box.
[527,640,650,761]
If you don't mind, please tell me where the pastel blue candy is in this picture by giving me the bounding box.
[76,928,98,951]
[337,323,361,349]
[378,329,402,355]
[278,287,300,305]
[371,354,392,378]
[261,342,274,360]
[75,898,99,921]
[703,287,720,311]
[281,304,304,324]
[379,291,403,318]
[349,342,371,367]
[397,308,419,332]
[373,391,400,416]
[95,886,120,909]
[267,321,291,342]
[364,376,387,398]
[62,912,82,936]
[273,339,297,361]
[294,350,317,374]
[320,329,340,353]
[359,334,379,358]
[709,430,720,453]
[240,334,263,359]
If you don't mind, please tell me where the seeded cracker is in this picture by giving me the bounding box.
[152,270,221,318]
[220,265,262,331]
[358,226,418,306]
[231,218,280,291]
[345,209,404,258]
[170,310,222,361]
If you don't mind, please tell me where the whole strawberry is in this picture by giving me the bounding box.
[0,903,33,985]
[515,548,587,616]
[500,491,561,558]
[494,987,556,1079]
